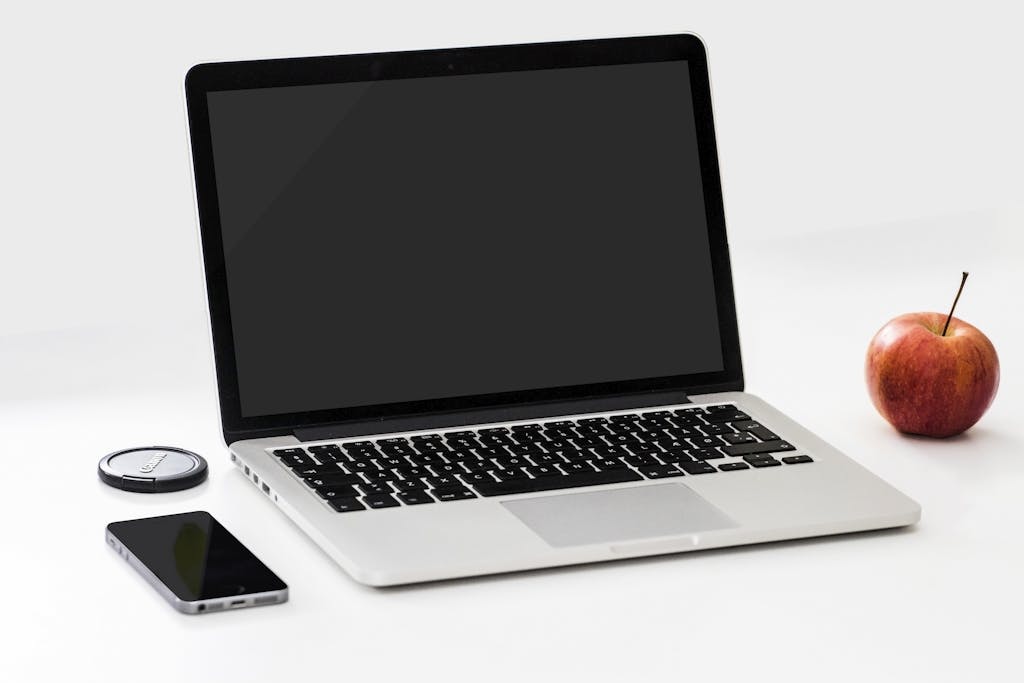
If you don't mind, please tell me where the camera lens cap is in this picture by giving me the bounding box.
[98,447,208,493]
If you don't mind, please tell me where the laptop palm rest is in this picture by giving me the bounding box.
[502,484,737,548]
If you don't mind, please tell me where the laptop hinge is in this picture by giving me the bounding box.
[293,390,692,442]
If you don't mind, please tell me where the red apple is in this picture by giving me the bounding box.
[865,311,999,437]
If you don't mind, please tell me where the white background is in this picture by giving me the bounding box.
[3,2,1023,681]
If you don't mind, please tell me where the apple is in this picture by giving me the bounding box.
[865,273,999,438]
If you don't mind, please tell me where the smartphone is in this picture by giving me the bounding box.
[106,511,288,614]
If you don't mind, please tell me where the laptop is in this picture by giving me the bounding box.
[184,33,920,586]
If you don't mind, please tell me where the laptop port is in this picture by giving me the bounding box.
[262,482,270,495]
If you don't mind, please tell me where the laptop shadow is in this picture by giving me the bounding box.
[371,524,919,593]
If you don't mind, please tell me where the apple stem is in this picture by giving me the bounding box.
[941,272,969,336]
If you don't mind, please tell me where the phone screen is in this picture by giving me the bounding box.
[107,511,286,601]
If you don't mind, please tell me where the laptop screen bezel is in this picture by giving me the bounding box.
[185,33,744,443]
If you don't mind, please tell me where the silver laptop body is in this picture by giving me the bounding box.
[185,34,919,586]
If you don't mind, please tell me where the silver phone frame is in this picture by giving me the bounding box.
[105,525,289,615]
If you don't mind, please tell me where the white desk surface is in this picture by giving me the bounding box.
[3,209,1021,683]
[5,3,1024,678]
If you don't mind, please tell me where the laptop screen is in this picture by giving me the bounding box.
[205,58,724,418]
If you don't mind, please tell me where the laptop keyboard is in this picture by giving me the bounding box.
[270,404,813,512]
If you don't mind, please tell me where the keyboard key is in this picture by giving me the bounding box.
[395,467,429,479]
[561,461,596,474]
[705,410,750,424]
[445,435,482,449]
[510,423,544,432]
[782,455,814,465]
[640,465,685,479]
[346,460,381,472]
[592,458,628,471]
[722,440,796,458]
[688,448,724,460]
[554,448,591,462]
[593,446,629,459]
[721,433,757,446]
[493,454,528,471]
[308,444,343,456]
[508,443,543,456]
[359,483,394,496]
[742,454,778,463]
[471,469,642,497]
[461,471,498,486]
[479,434,516,446]
[345,448,380,461]
[475,447,510,459]
[305,473,362,488]
[342,441,376,453]
[378,456,409,469]
[379,444,415,457]
[493,467,530,481]
[398,491,435,505]
[361,470,395,483]
[431,487,477,501]
[668,413,702,426]
[699,423,735,436]
[444,448,476,461]
[524,465,559,478]
[425,475,460,488]
[281,453,315,468]
[459,458,492,472]
[411,434,443,443]
[749,458,782,468]
[733,419,778,440]
[273,448,307,458]
[293,464,344,477]
[718,462,750,472]
[393,479,426,491]
[413,441,447,454]
[329,498,366,513]
[316,485,360,499]
[678,461,716,475]
[623,455,661,468]
[688,435,725,449]
[364,493,401,509]
[511,431,545,443]
[674,407,707,418]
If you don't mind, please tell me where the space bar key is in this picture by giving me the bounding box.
[472,470,643,497]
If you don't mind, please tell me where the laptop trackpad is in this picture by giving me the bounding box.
[502,484,737,547]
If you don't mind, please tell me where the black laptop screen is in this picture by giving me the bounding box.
[206,59,723,418]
